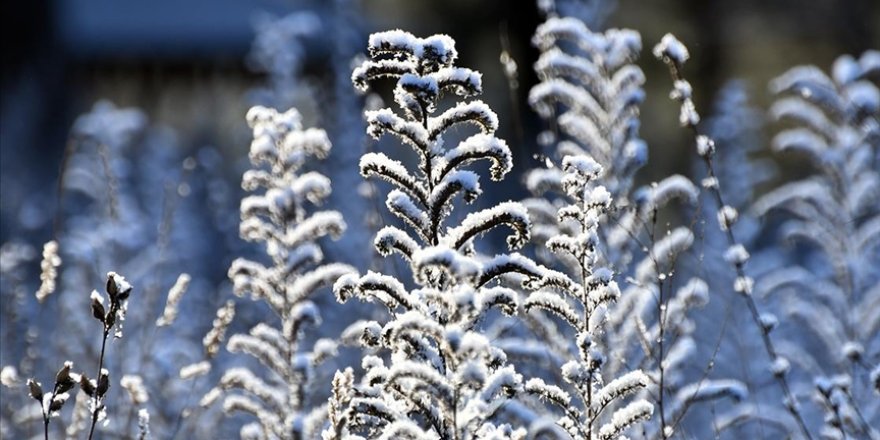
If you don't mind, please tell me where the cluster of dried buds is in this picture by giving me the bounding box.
[90,271,133,337]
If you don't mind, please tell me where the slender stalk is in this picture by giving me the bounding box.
[41,383,61,440]
[657,53,815,440]
[87,326,110,440]
[648,209,669,438]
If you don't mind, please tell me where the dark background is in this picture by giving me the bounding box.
[2,0,878,244]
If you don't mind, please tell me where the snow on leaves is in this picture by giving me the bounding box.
[204,105,356,439]
[330,29,543,440]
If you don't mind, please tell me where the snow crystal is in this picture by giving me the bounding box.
[529,79,604,120]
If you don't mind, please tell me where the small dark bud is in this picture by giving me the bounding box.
[96,370,110,397]
[106,274,118,300]
[117,286,131,302]
[27,379,43,401]
[55,363,71,384]
[91,298,106,323]
[55,362,76,394]
[48,397,65,413]
[105,312,116,330]
[80,374,95,396]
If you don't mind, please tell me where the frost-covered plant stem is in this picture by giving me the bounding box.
[41,383,60,440]
[86,329,109,440]
[523,154,653,440]
[653,34,814,440]
[336,29,536,439]
[27,362,77,440]
[648,209,668,438]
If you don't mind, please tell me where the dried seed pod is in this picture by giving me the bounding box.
[27,379,43,401]
[106,274,118,299]
[91,292,106,323]
[80,373,95,396]
[55,362,76,394]
[96,369,110,397]
[48,397,65,413]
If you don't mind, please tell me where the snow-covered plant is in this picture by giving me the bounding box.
[653,33,818,439]
[749,51,880,439]
[248,3,373,273]
[327,29,544,440]
[522,154,653,440]
[200,106,356,439]
[522,16,745,439]
[528,16,646,203]
[22,272,132,440]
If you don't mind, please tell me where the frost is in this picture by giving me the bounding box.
[35,240,61,303]
[675,379,747,404]
[733,276,754,295]
[695,134,715,158]
[717,205,738,231]
[598,400,654,440]
[758,313,779,332]
[156,273,191,327]
[644,175,699,211]
[180,361,212,380]
[440,134,513,181]
[653,33,690,67]
[723,244,750,266]
[771,356,791,377]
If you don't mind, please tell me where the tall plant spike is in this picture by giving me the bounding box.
[328,29,545,440]
[654,32,818,440]
[523,154,654,440]
[200,106,356,439]
[753,51,880,440]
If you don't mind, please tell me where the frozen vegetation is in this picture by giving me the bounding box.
[0,1,877,439]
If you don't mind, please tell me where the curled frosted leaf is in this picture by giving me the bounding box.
[446,202,530,250]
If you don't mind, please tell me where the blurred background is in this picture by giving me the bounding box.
[2,0,878,244]
[0,0,877,437]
